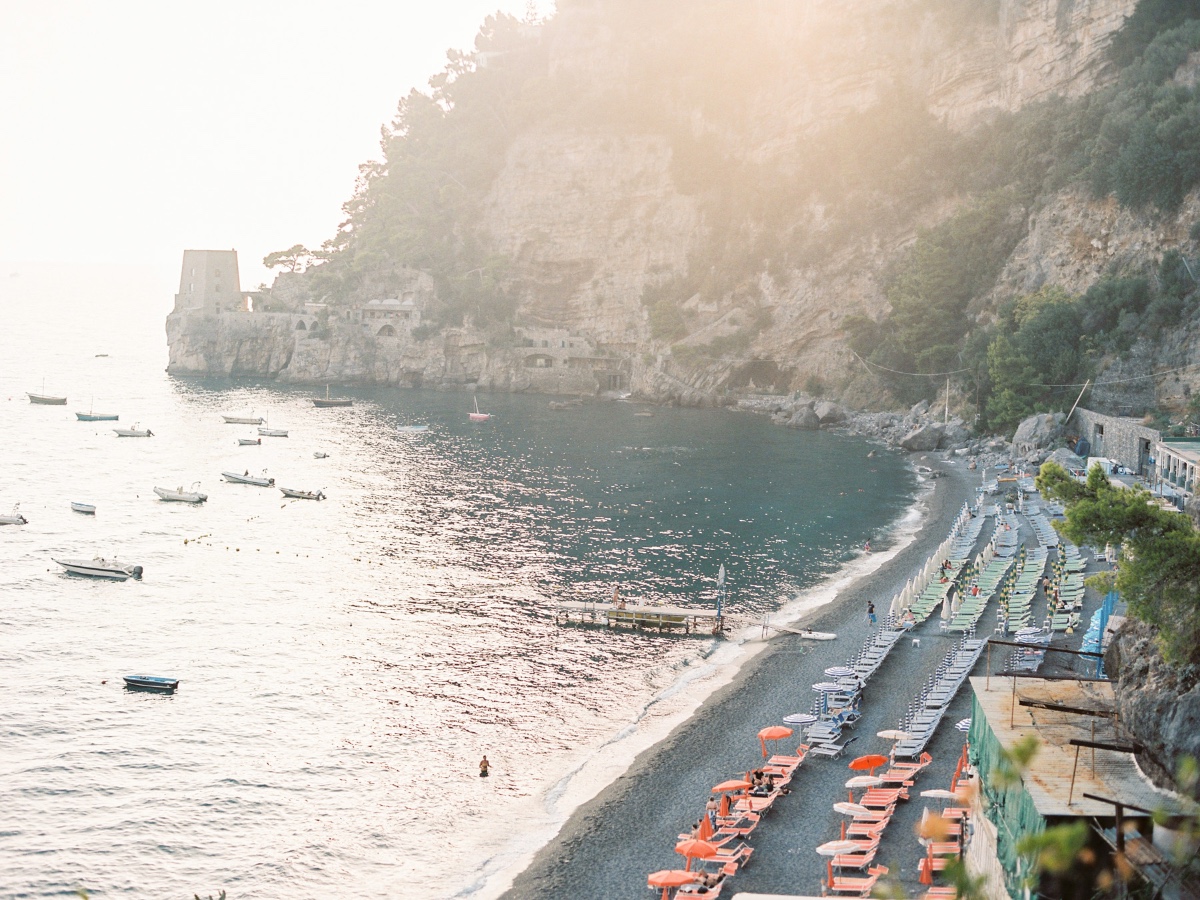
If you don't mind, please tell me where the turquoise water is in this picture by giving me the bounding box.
[0,265,917,898]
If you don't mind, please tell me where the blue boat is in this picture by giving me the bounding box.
[122,675,179,692]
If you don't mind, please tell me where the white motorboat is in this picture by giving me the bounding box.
[238,437,262,446]
[154,485,207,503]
[280,487,325,501]
[54,557,143,580]
[313,452,330,459]
[222,470,274,487]
[258,427,288,437]
[222,414,264,425]
[0,505,28,525]
[70,502,97,515]
[114,425,153,437]
[397,425,429,433]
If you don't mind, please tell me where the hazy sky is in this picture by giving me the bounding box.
[0,1,549,288]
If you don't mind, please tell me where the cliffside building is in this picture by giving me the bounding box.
[173,249,243,315]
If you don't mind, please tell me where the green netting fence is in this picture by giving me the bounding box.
[969,692,1046,899]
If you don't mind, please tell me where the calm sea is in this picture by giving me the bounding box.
[0,264,917,898]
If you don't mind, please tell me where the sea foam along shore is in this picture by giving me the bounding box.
[461,458,948,900]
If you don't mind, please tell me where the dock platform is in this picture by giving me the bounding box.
[554,601,722,634]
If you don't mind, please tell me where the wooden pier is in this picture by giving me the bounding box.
[554,601,722,634]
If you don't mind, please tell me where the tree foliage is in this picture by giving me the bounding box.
[1037,461,1200,664]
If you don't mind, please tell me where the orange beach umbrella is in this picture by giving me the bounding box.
[848,754,888,774]
[718,792,731,817]
[648,869,697,900]
[674,838,718,871]
[712,779,752,793]
[757,725,793,758]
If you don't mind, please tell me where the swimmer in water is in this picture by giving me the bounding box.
[479,755,490,777]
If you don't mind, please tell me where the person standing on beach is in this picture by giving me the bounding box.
[867,601,876,625]
[479,755,490,777]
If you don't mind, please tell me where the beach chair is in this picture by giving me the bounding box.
[767,744,809,771]
[832,849,877,870]
[846,819,889,838]
[829,864,888,896]
[810,736,858,759]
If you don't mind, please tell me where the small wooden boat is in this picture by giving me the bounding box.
[114,425,153,437]
[397,425,429,433]
[634,410,654,417]
[54,557,143,580]
[313,385,352,407]
[258,427,288,437]
[469,396,490,421]
[238,437,262,446]
[154,485,207,503]
[0,505,28,525]
[222,414,264,425]
[280,487,325,501]
[70,502,97,515]
[222,470,274,487]
[76,412,119,421]
[123,674,178,692]
[28,392,67,405]
[313,452,330,459]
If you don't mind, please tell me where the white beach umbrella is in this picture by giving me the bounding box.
[941,592,953,621]
[889,591,903,619]
[845,775,884,789]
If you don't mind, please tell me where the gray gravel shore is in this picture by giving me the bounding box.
[503,456,984,900]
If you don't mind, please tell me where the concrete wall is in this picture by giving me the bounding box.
[1068,408,1159,475]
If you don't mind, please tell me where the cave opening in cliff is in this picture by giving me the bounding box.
[726,360,793,395]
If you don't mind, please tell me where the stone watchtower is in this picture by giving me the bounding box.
[173,249,241,314]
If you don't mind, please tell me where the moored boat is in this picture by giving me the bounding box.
[469,396,490,421]
[222,414,264,425]
[313,385,352,407]
[70,502,97,514]
[123,674,179,692]
[258,427,288,437]
[153,485,207,503]
[114,425,153,437]
[313,451,330,459]
[238,437,261,446]
[397,425,429,433]
[54,557,143,580]
[0,505,28,525]
[221,470,274,487]
[280,487,325,501]
[28,392,67,405]
[76,412,119,421]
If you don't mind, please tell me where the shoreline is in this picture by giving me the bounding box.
[497,455,977,899]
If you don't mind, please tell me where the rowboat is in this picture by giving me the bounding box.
[76,412,119,421]
[222,470,274,487]
[114,425,153,437]
[397,425,429,433]
[469,396,490,421]
[238,437,261,445]
[313,385,352,407]
[54,557,143,580]
[0,505,28,525]
[222,414,264,425]
[258,427,288,437]
[71,502,97,514]
[28,392,67,405]
[123,675,179,692]
[153,485,207,503]
[281,487,325,501]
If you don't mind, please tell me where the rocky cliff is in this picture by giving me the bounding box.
[170,0,1159,407]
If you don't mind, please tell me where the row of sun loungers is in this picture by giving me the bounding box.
[946,555,1011,632]
[999,546,1047,633]
[892,636,985,758]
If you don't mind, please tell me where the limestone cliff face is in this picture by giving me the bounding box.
[171,0,1143,403]
[1106,620,1200,794]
